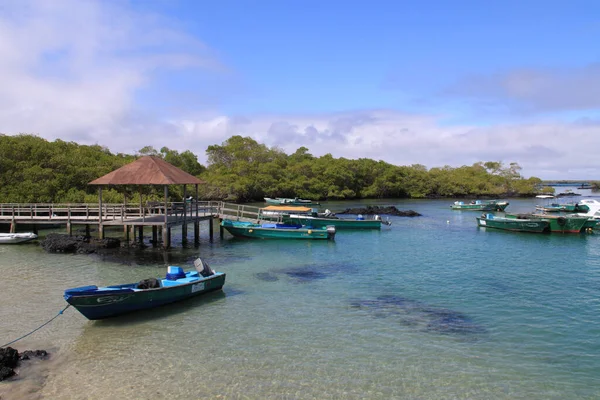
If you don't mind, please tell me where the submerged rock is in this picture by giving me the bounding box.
[40,233,120,254]
[0,347,48,382]
[284,268,328,282]
[336,206,421,217]
[350,295,486,337]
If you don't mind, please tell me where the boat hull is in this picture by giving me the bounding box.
[476,217,550,233]
[0,232,38,244]
[221,220,335,240]
[65,273,226,320]
[507,214,589,233]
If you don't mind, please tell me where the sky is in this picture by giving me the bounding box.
[1,0,599,179]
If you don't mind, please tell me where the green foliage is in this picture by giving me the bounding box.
[0,134,544,204]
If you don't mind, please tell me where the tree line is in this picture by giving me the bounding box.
[0,133,573,204]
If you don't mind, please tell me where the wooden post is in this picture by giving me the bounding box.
[152,226,158,247]
[209,217,214,241]
[124,225,130,243]
[67,222,72,236]
[162,225,170,249]
[9,221,15,233]
[85,224,90,237]
[98,187,104,239]
[138,225,144,244]
[219,219,223,240]
[164,186,168,225]
[182,184,188,239]
[194,221,199,244]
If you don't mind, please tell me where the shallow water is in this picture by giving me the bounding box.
[1,195,600,399]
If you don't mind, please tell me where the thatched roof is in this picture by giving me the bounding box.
[89,156,205,185]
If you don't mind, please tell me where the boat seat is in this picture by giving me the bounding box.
[161,277,201,287]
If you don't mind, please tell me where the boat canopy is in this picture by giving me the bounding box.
[262,206,313,212]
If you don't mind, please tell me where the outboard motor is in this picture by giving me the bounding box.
[194,258,215,277]
[326,225,336,240]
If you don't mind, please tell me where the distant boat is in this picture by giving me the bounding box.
[476,213,550,233]
[0,232,38,244]
[221,219,336,240]
[259,206,390,230]
[451,200,509,211]
[64,258,226,320]
[556,189,581,197]
[264,197,320,206]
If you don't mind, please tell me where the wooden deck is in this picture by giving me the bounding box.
[0,201,275,247]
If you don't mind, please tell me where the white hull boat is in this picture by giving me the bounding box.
[0,232,38,244]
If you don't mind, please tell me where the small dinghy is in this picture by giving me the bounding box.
[0,232,38,244]
[64,258,226,320]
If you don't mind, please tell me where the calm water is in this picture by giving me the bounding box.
[1,194,600,399]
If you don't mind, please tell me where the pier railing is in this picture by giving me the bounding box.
[0,201,221,223]
[0,201,278,225]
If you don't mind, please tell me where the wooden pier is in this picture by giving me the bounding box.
[0,201,272,248]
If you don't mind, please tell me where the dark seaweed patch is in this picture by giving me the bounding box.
[283,268,328,282]
[255,272,279,282]
[350,295,487,337]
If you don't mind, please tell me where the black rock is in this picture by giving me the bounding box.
[336,205,421,217]
[0,347,19,370]
[40,233,120,254]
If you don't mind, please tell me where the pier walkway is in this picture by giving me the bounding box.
[0,202,273,247]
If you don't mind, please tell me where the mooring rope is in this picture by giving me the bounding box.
[1,304,71,348]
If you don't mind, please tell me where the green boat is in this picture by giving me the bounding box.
[221,219,336,240]
[264,197,320,206]
[476,213,550,233]
[506,213,590,233]
[260,205,390,230]
[451,200,509,211]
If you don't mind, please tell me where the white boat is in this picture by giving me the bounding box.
[569,199,600,219]
[0,232,38,244]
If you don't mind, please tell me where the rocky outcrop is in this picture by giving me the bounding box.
[0,347,48,381]
[40,233,120,254]
[336,206,422,217]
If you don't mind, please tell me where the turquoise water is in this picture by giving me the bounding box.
[1,196,599,399]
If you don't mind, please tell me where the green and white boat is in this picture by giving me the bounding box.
[451,200,509,211]
[506,213,590,233]
[260,206,390,230]
[264,197,320,206]
[476,213,550,233]
[221,219,336,240]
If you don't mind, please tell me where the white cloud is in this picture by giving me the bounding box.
[1,1,599,181]
[448,64,600,113]
[0,0,221,149]
[168,110,600,180]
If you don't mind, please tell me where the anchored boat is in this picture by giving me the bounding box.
[476,213,550,233]
[264,197,320,206]
[221,219,336,240]
[451,200,509,211]
[259,206,390,230]
[0,232,38,244]
[64,258,226,320]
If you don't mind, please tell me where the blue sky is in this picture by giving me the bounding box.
[1,0,600,179]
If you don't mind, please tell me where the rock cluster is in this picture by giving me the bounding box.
[336,205,422,217]
[0,347,48,381]
[40,233,120,254]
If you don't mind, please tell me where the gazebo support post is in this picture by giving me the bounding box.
[182,184,188,243]
[98,187,104,239]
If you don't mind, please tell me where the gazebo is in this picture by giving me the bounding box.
[89,156,207,248]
